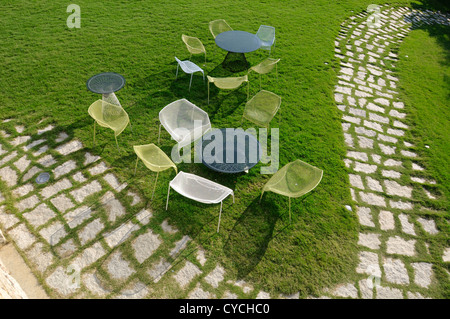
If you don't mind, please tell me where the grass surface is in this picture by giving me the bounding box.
[396,25,450,297]
[1,0,447,298]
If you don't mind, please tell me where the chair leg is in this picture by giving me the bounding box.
[279,106,282,125]
[189,73,193,92]
[217,201,223,233]
[176,65,179,79]
[289,197,291,223]
[134,157,139,175]
[158,124,161,144]
[151,171,159,200]
[276,63,278,81]
[93,121,96,146]
[247,81,249,101]
[115,135,120,151]
[165,185,171,210]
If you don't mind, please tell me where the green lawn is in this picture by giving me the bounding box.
[1,0,446,297]
[396,25,450,297]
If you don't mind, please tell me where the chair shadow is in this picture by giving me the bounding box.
[223,197,283,280]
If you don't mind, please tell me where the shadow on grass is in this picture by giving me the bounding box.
[223,197,283,279]
[411,0,450,12]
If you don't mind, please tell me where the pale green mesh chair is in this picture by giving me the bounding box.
[88,100,130,149]
[242,90,281,129]
[248,58,280,90]
[260,159,323,222]
[133,143,177,199]
[256,25,276,55]
[182,34,206,63]
[207,75,249,104]
[209,19,233,38]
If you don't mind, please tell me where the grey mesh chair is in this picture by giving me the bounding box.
[256,25,276,55]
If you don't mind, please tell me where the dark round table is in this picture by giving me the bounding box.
[215,31,261,72]
[197,128,262,174]
[86,72,125,106]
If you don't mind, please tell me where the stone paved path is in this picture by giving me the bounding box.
[0,119,265,299]
[0,5,449,299]
[329,6,449,299]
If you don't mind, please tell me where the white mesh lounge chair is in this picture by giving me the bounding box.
[256,25,276,55]
[166,171,234,232]
[175,57,205,92]
[158,98,211,149]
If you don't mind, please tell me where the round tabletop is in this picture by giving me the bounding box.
[215,31,261,53]
[86,72,126,94]
[198,128,262,174]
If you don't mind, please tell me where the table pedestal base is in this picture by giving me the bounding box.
[222,52,250,72]
[102,92,121,107]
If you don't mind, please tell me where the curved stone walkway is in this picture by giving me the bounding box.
[328,5,450,299]
[0,5,449,300]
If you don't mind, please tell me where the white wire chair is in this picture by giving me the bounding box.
[158,98,211,149]
[166,171,234,232]
[175,57,205,92]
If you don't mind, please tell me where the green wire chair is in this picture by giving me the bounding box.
[209,19,233,39]
[88,100,130,150]
[248,58,280,90]
[260,159,323,222]
[181,34,206,63]
[133,143,177,199]
[242,90,281,129]
[207,75,249,104]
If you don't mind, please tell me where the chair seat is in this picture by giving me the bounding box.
[243,90,281,127]
[244,108,274,126]
[88,100,129,136]
[180,60,204,74]
[262,159,323,198]
[159,99,212,148]
[260,40,274,48]
[176,58,204,75]
[208,75,248,90]
[169,171,233,204]
[133,144,177,173]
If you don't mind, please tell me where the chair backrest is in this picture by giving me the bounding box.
[181,34,205,54]
[159,99,211,147]
[175,57,195,74]
[207,75,248,90]
[251,58,280,75]
[262,159,323,198]
[243,90,281,126]
[209,19,233,38]
[170,171,233,204]
[256,25,275,45]
[133,143,177,173]
[88,100,129,136]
